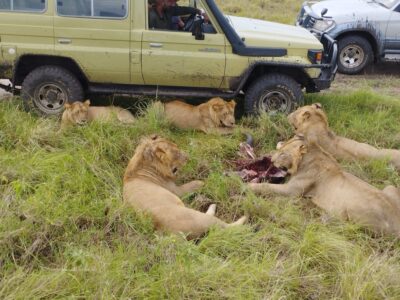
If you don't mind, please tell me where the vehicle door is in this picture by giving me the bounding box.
[0,0,53,73]
[54,0,130,84]
[141,1,226,88]
[385,2,400,58]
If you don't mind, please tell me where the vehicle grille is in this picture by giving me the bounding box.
[307,17,316,28]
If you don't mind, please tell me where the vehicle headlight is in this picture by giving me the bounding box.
[313,19,335,32]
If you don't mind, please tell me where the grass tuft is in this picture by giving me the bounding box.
[2,89,400,298]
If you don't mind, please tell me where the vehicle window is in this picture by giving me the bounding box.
[0,0,46,11]
[395,4,400,12]
[57,0,127,18]
[378,0,398,9]
[148,0,216,33]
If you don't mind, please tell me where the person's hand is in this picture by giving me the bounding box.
[203,13,209,23]
[196,9,209,23]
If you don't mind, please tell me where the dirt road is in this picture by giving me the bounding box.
[330,62,400,98]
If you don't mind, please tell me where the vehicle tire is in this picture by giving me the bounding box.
[21,65,84,116]
[337,35,373,75]
[244,73,303,115]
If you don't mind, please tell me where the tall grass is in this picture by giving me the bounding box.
[1,89,400,298]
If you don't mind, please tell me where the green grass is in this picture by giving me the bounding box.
[2,89,400,299]
[216,0,303,24]
[2,0,400,298]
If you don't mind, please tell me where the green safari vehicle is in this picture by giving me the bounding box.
[0,0,337,115]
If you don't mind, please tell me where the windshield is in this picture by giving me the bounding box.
[377,0,398,9]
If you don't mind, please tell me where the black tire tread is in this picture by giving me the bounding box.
[244,73,303,115]
[21,65,84,116]
[337,35,373,75]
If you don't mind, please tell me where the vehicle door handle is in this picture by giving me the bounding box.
[149,43,163,48]
[58,38,71,45]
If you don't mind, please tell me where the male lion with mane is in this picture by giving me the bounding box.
[61,100,135,130]
[123,135,247,239]
[164,97,236,134]
[249,135,400,237]
[287,103,400,171]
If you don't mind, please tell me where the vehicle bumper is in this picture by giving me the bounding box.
[307,33,338,92]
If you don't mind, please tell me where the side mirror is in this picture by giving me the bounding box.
[321,8,328,17]
[192,17,205,40]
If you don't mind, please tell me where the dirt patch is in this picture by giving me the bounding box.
[329,62,400,98]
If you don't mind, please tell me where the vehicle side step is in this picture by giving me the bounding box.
[385,53,400,61]
[88,84,237,99]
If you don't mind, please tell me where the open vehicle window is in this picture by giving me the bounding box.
[148,0,216,33]
[0,0,46,12]
[57,0,127,19]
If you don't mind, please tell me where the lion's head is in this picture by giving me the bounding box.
[272,134,308,175]
[205,97,236,128]
[126,135,188,180]
[63,100,91,126]
[287,103,328,133]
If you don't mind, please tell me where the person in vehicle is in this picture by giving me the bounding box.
[148,0,201,30]
[168,0,185,30]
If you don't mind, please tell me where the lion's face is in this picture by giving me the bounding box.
[209,98,236,128]
[272,135,308,175]
[287,103,328,133]
[63,100,90,125]
[143,135,188,179]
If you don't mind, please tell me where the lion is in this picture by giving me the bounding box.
[163,97,236,134]
[123,135,247,239]
[61,100,135,130]
[249,135,400,237]
[287,103,400,171]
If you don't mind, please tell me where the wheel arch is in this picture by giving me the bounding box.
[335,30,380,61]
[235,63,312,93]
[14,55,89,89]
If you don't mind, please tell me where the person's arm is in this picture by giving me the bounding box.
[168,6,200,16]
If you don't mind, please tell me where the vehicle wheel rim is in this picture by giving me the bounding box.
[259,90,290,115]
[340,44,365,69]
[34,83,67,114]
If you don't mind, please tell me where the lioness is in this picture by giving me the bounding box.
[61,100,135,129]
[164,97,236,134]
[123,135,247,239]
[288,103,400,171]
[249,135,400,236]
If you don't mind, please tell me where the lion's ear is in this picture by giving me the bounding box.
[313,103,322,109]
[229,100,236,108]
[302,111,311,120]
[212,104,224,112]
[299,144,308,154]
[84,100,91,107]
[64,103,71,109]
